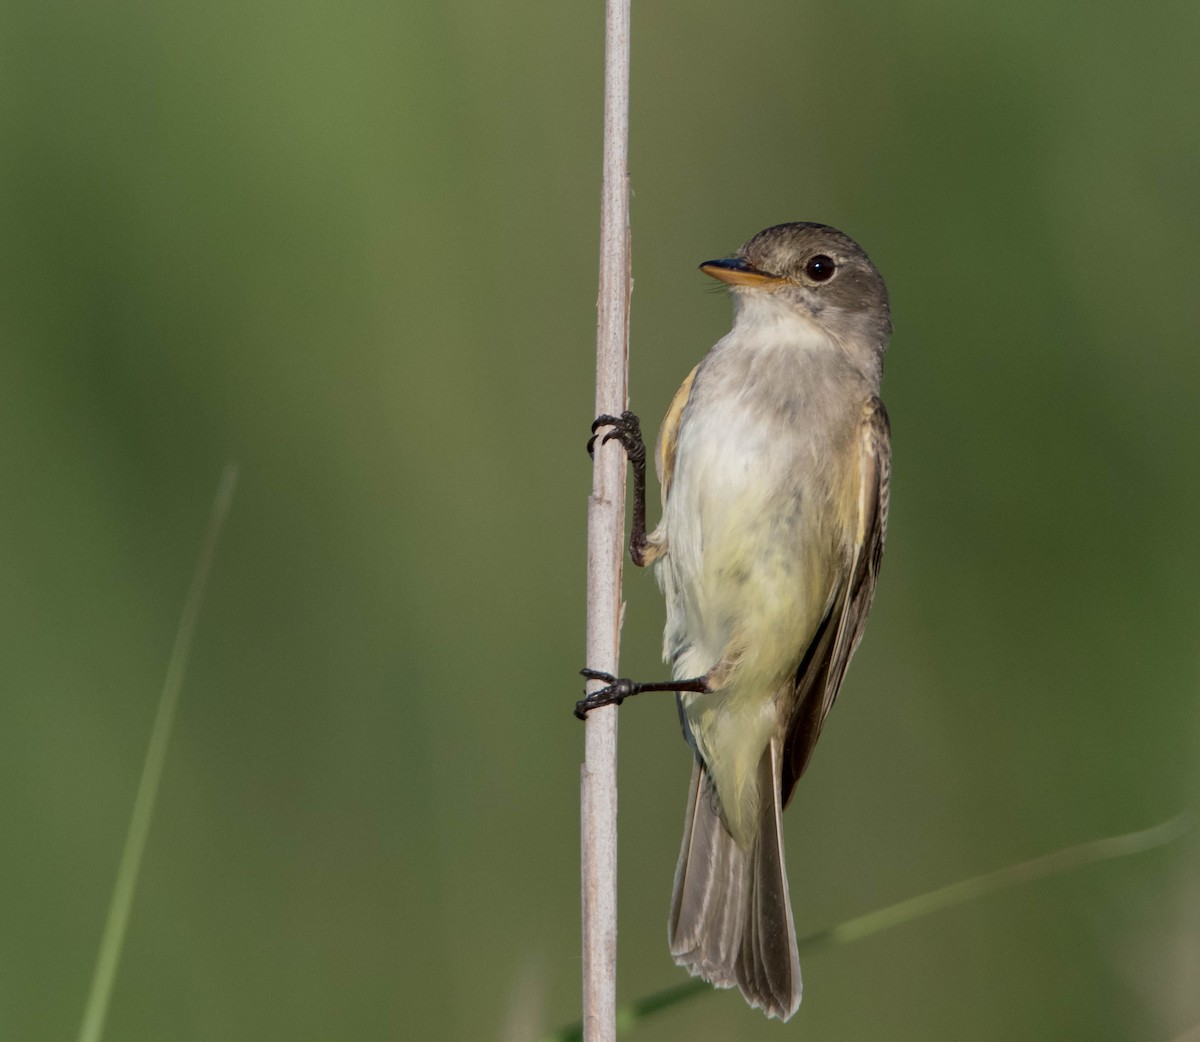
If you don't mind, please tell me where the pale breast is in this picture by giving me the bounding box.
[657,322,867,693]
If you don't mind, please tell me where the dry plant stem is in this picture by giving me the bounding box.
[581,0,632,1040]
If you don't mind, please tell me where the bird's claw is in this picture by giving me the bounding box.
[587,411,645,464]
[576,668,634,720]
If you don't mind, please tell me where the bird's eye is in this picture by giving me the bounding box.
[804,254,836,282]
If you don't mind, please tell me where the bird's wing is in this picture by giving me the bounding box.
[656,364,700,505]
[780,397,891,805]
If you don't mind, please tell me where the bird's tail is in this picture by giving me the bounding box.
[667,744,801,1020]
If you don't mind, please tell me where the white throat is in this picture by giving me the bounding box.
[729,290,833,357]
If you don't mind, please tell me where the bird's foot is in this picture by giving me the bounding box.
[587,411,646,467]
[575,668,708,720]
[575,669,637,719]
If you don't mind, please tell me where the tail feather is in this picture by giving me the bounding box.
[668,746,801,1020]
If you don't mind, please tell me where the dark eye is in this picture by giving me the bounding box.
[804,254,836,282]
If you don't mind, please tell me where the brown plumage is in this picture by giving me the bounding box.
[653,224,892,1019]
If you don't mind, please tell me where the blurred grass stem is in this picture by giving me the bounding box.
[581,0,632,1039]
[545,812,1190,1040]
[77,464,238,1042]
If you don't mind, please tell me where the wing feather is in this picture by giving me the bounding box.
[656,364,700,505]
[780,397,891,804]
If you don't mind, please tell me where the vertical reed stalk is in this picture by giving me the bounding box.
[581,0,633,1039]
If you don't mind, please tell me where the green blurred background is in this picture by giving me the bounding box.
[2,0,1198,1038]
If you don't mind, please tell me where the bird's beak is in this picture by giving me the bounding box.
[699,257,783,288]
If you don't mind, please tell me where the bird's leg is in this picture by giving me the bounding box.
[575,668,710,720]
[582,410,674,718]
[588,411,651,567]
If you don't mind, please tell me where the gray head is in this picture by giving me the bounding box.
[701,222,892,374]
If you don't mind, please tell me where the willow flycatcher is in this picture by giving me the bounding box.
[579,222,892,1020]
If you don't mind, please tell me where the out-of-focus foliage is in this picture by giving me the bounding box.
[1,1,1197,1039]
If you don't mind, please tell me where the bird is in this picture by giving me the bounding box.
[578,222,892,1020]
